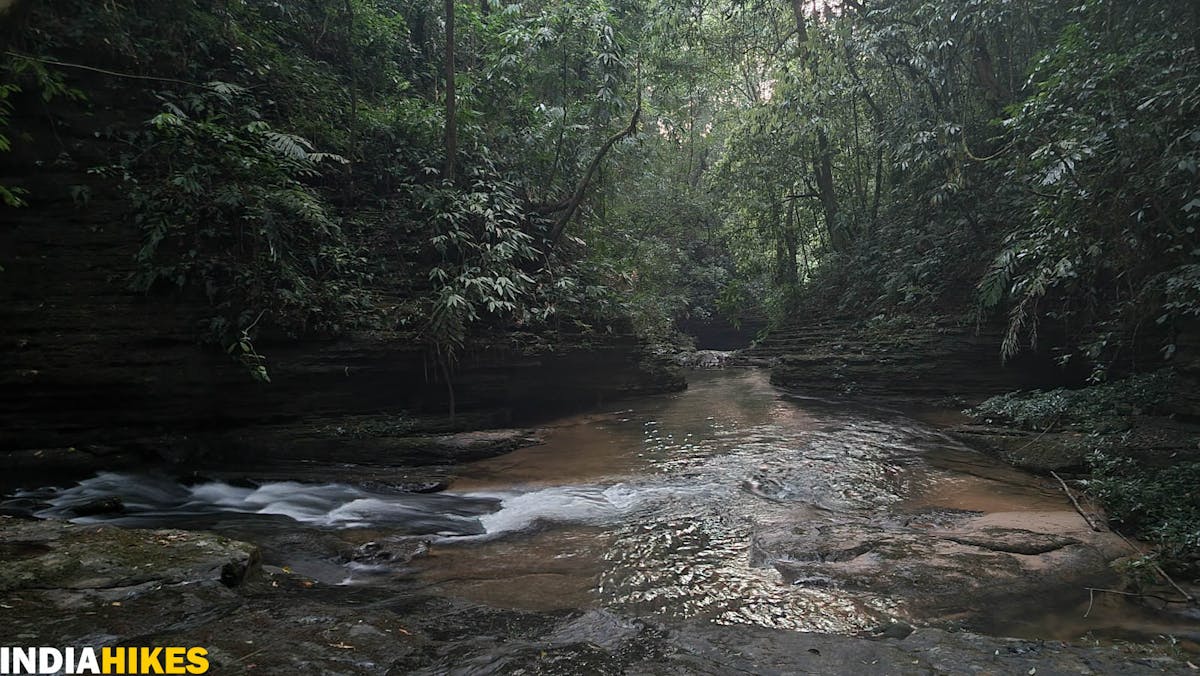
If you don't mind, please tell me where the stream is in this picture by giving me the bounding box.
[7,369,1197,670]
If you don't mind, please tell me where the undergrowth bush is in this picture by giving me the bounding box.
[1086,450,1200,575]
[94,85,376,379]
[967,371,1173,431]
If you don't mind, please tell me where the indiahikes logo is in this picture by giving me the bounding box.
[0,647,208,675]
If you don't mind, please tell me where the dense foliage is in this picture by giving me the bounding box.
[1088,450,1200,576]
[6,0,1194,370]
[968,372,1173,432]
[673,0,1197,377]
[2,0,648,365]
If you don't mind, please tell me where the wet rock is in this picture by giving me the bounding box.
[949,425,1092,471]
[869,620,915,639]
[398,480,449,494]
[939,526,1080,555]
[347,538,430,565]
[68,496,124,517]
[753,510,1127,626]
[1,445,141,480]
[0,516,259,593]
[212,425,544,467]
[676,350,735,369]
[424,430,544,462]
[545,610,642,651]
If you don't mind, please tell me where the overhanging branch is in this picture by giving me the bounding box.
[547,91,641,245]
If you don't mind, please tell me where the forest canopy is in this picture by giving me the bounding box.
[1,0,1197,377]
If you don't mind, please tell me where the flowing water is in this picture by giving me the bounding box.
[10,369,1195,648]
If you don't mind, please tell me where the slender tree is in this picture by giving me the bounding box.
[444,0,456,183]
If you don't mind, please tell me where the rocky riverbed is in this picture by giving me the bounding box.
[3,369,1195,673]
[0,516,1186,674]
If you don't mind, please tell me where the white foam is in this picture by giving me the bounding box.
[30,473,496,535]
[469,481,724,536]
[473,486,620,534]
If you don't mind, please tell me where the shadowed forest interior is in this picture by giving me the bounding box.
[1,0,1199,671]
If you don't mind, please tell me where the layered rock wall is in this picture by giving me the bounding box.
[0,163,683,481]
[741,316,1069,403]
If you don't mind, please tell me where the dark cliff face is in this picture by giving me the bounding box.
[0,192,684,477]
[0,204,684,478]
[741,316,1078,404]
[0,132,684,484]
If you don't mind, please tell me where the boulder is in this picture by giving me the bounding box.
[0,516,260,593]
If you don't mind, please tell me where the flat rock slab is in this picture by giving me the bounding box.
[0,521,1184,673]
[215,424,542,466]
[649,621,1186,676]
[949,425,1094,471]
[0,516,259,593]
[753,509,1128,625]
[390,602,1185,675]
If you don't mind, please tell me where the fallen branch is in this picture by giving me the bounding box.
[1085,587,1193,607]
[1052,471,1197,606]
[1050,470,1103,533]
[1108,528,1197,605]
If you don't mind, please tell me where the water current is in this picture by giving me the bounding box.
[10,369,1192,647]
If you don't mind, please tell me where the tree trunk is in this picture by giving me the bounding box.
[443,0,457,183]
[972,36,1004,113]
[790,0,844,252]
[547,100,640,244]
[343,0,357,203]
[772,200,786,285]
[814,133,843,250]
[0,0,32,39]
[789,0,809,44]
[784,201,799,287]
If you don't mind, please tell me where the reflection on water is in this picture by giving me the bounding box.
[413,369,1066,634]
[10,369,1181,644]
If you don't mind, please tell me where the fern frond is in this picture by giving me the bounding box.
[205,81,248,96]
[308,152,349,165]
[263,131,314,160]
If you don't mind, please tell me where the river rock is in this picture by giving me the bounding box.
[0,516,260,593]
[68,495,125,517]
[752,510,1127,627]
[347,538,430,565]
[676,350,735,369]
[398,480,449,494]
